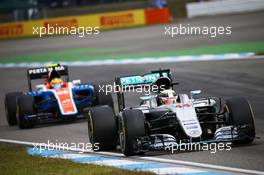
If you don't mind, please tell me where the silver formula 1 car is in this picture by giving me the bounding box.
[87,69,256,156]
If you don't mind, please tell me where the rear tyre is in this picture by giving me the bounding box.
[5,92,22,126]
[120,109,146,156]
[225,97,255,144]
[17,94,35,129]
[87,106,117,151]
[93,84,114,109]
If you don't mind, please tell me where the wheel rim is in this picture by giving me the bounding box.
[223,104,232,125]
[5,101,9,122]
[247,101,256,130]
[119,115,126,153]
[87,111,95,145]
[16,103,20,125]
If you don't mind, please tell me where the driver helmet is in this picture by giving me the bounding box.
[159,89,177,105]
[50,78,63,89]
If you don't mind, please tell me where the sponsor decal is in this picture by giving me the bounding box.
[0,24,23,37]
[100,13,134,27]
[0,9,148,39]
[176,104,191,108]
[54,87,76,114]
[28,66,65,75]
[44,19,78,29]
[120,72,169,86]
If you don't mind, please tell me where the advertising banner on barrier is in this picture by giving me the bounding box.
[0,8,170,40]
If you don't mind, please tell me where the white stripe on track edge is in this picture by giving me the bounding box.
[49,153,94,159]
[0,53,262,68]
[92,159,141,166]
[139,156,264,175]
[1,138,264,175]
[147,167,206,174]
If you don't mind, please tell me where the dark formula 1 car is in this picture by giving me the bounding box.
[5,64,113,129]
[87,69,256,156]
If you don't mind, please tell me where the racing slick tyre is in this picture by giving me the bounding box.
[17,94,35,129]
[120,109,146,156]
[87,106,117,151]
[225,97,255,144]
[5,92,22,126]
[93,84,114,109]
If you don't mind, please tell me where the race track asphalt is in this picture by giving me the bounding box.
[0,11,264,172]
[0,59,264,171]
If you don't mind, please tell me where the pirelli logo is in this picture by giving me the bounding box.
[100,13,134,27]
[44,19,78,29]
[0,24,23,37]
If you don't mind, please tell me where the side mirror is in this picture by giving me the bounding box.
[72,79,81,85]
[190,90,202,99]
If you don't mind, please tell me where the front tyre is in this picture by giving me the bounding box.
[87,106,117,151]
[5,92,22,126]
[120,109,146,156]
[17,94,35,129]
[225,97,255,144]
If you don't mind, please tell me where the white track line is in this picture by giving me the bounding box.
[1,138,264,175]
[147,167,206,174]
[139,157,264,175]
[93,159,141,166]
[49,153,93,159]
[0,53,262,68]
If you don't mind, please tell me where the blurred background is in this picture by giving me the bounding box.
[1,0,174,22]
[0,0,263,62]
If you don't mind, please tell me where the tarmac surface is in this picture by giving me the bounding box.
[0,59,264,171]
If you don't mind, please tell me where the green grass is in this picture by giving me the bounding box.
[0,143,155,175]
[0,41,264,63]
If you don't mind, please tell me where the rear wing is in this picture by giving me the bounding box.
[118,69,171,88]
[115,69,172,111]
[27,65,69,91]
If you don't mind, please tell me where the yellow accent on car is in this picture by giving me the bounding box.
[47,63,59,68]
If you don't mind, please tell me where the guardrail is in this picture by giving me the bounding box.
[0,8,170,40]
